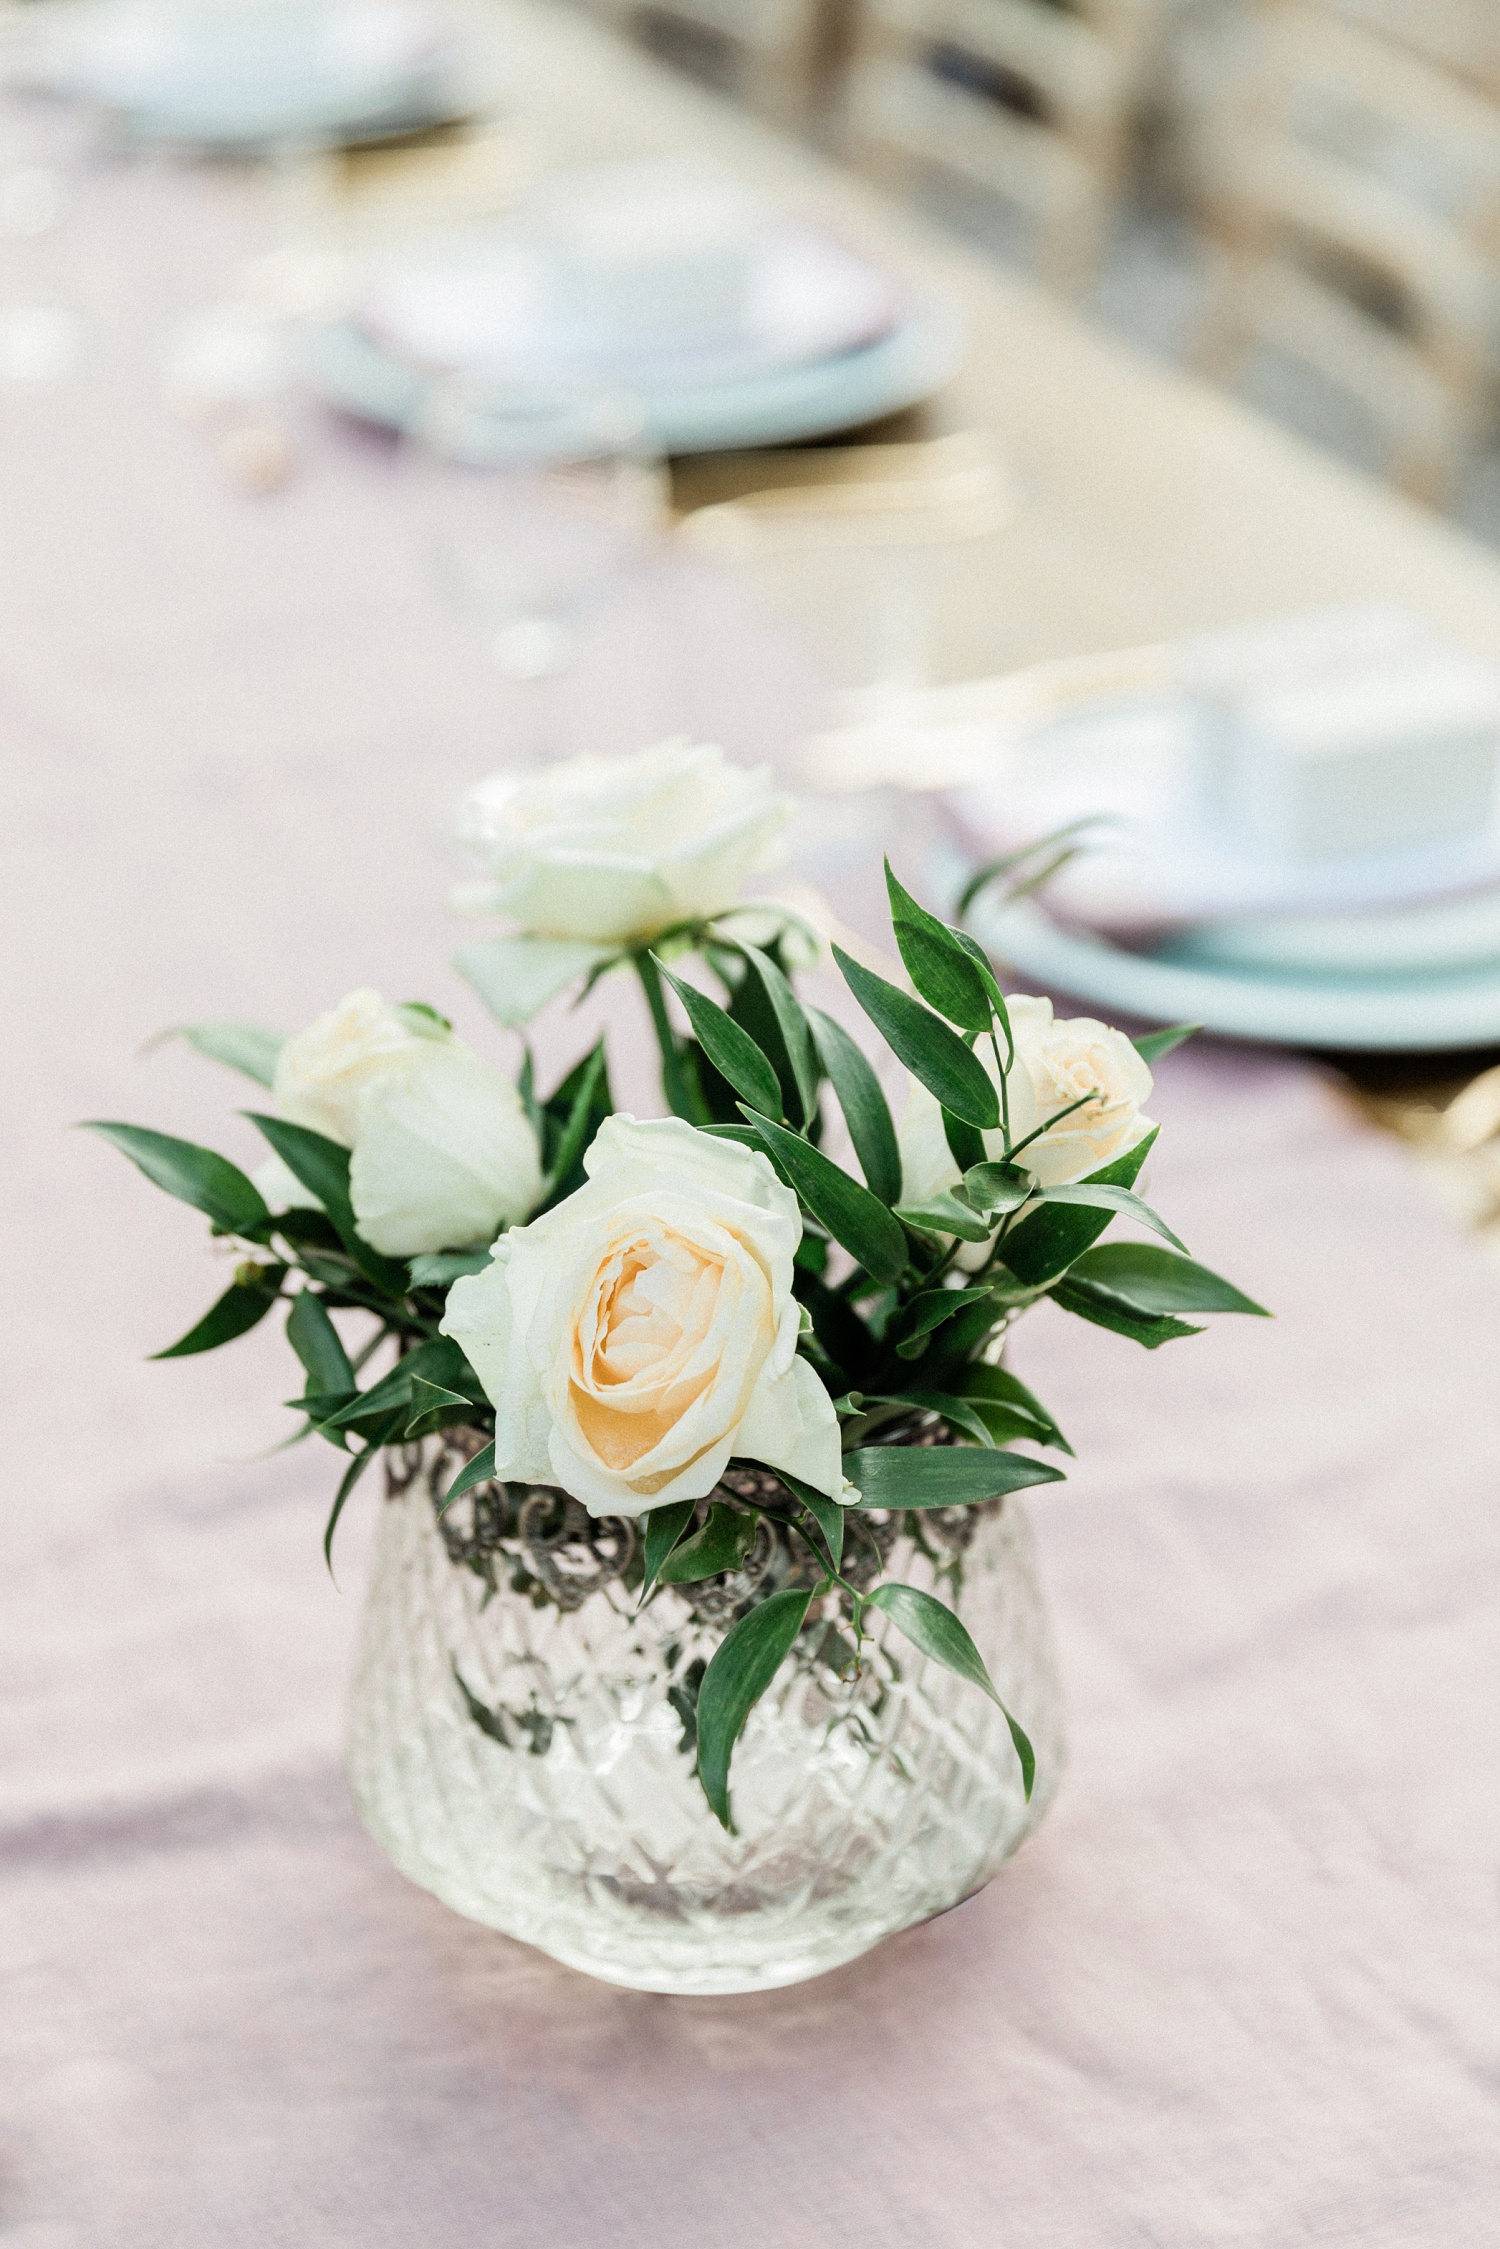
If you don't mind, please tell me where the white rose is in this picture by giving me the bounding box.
[455,738,793,946]
[349,1042,544,1257]
[899,996,1155,1248]
[272,987,430,1145]
[1003,997,1155,1187]
[441,1113,840,1519]
[262,987,543,1255]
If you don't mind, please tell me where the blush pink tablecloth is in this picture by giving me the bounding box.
[4,131,1500,2249]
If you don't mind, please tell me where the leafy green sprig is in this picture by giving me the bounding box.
[89,869,1267,1832]
[515,859,1263,1825]
[82,1026,617,1563]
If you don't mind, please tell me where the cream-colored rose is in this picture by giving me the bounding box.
[1003,997,1155,1186]
[272,988,430,1145]
[455,738,793,946]
[349,1042,544,1257]
[441,1114,840,1519]
[899,996,1155,1243]
[262,987,543,1255]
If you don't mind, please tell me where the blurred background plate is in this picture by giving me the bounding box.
[37,0,474,150]
[301,289,964,452]
[966,888,1500,1051]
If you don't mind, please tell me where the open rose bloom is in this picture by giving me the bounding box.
[456,738,793,946]
[443,1116,840,1517]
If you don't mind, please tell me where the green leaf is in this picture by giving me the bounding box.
[394,1001,451,1037]
[436,1440,497,1517]
[408,1249,492,1286]
[1133,1023,1200,1064]
[245,1114,409,1299]
[1068,1243,1269,1317]
[885,861,995,1033]
[861,1392,996,1447]
[894,1192,994,1244]
[1032,1182,1188,1254]
[833,946,999,1131]
[543,1037,614,1125]
[961,1160,1036,1215]
[326,1335,477,1430]
[698,1121,777,1152]
[951,927,1014,1052]
[740,1111,908,1286]
[83,1121,270,1236]
[943,1108,988,1176]
[844,1445,1063,1507]
[542,1040,609,1198]
[917,1293,1017,1389]
[736,942,819,1127]
[1049,1276,1202,1348]
[956,1362,1072,1454]
[808,1008,901,1205]
[768,1465,847,1574]
[641,1498,698,1596]
[287,1387,355,1447]
[955,819,1105,917]
[153,1021,284,1087]
[655,960,782,1120]
[323,1412,403,1571]
[792,1266,877,1386]
[865,1583,1034,1798]
[696,1586,814,1828]
[151,1267,285,1358]
[286,1288,354,1395]
[455,935,615,1027]
[405,1375,475,1440]
[657,1502,758,1585]
[998,1127,1158,1288]
[890,1286,997,1359]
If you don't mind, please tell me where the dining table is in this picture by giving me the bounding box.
[4,2,1500,2242]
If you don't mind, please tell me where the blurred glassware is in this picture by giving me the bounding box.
[401,370,666,752]
[678,431,1019,712]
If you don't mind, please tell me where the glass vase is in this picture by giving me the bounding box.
[346,1431,1065,1995]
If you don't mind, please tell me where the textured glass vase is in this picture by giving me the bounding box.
[346,1432,1065,1995]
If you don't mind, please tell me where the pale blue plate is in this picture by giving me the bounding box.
[300,292,966,454]
[967,891,1500,1050]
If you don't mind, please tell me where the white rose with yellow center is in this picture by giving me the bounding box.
[441,1114,840,1519]
[899,996,1155,1256]
[262,987,543,1257]
[455,738,792,946]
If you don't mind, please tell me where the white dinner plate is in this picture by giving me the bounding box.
[358,221,902,391]
[38,0,469,149]
[301,290,965,454]
[966,889,1500,1051]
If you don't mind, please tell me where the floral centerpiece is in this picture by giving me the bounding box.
[88,741,1265,1993]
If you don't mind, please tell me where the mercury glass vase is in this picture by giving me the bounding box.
[346,1430,1065,1995]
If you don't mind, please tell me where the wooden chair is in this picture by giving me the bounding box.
[839,0,1162,296]
[579,0,842,129]
[1191,1,1500,505]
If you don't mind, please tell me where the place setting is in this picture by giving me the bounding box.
[811,600,1500,1052]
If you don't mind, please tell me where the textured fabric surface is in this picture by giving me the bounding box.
[5,30,1500,2247]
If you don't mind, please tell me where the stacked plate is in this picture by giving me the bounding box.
[301,157,966,454]
[940,606,1500,1051]
[31,0,472,149]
